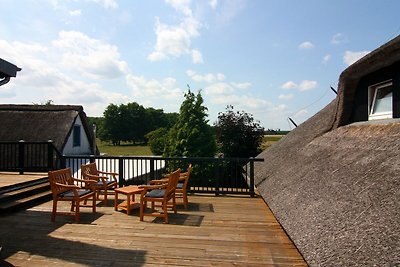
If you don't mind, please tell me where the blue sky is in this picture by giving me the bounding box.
[1,0,400,130]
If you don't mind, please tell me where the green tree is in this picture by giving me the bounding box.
[101,104,123,145]
[165,89,216,157]
[215,105,264,157]
[145,127,169,155]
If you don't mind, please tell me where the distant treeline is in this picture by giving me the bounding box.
[264,129,290,135]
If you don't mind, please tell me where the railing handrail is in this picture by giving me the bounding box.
[63,154,264,162]
[61,155,264,196]
[0,140,63,173]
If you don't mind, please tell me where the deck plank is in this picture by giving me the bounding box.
[0,172,47,188]
[0,194,307,266]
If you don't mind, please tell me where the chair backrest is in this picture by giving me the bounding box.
[48,168,74,196]
[183,164,192,179]
[81,162,97,178]
[166,169,180,195]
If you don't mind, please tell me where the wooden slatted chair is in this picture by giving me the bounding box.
[139,169,180,223]
[176,164,192,209]
[81,162,118,205]
[149,164,192,209]
[48,168,97,222]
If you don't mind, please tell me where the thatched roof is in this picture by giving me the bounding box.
[0,105,94,153]
[255,35,400,266]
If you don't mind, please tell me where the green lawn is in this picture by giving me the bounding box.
[96,140,153,156]
[261,135,284,150]
[96,135,284,156]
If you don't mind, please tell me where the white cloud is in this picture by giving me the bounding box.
[322,54,331,64]
[299,41,314,49]
[217,73,225,81]
[53,31,128,79]
[191,49,203,64]
[205,82,234,95]
[69,9,82,16]
[148,17,201,61]
[0,35,132,116]
[166,0,193,16]
[231,82,251,89]
[216,0,246,26]
[186,70,225,83]
[299,80,318,91]
[87,0,118,9]
[278,94,294,100]
[281,81,298,89]
[126,74,182,102]
[209,0,218,9]
[331,33,346,44]
[281,80,318,91]
[343,50,370,66]
[293,109,308,119]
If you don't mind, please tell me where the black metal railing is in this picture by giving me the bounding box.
[61,155,264,196]
[0,141,63,174]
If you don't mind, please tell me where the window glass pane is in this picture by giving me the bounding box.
[371,85,392,114]
[73,125,81,147]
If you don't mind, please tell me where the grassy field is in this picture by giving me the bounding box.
[97,135,284,156]
[96,140,153,156]
[261,135,284,151]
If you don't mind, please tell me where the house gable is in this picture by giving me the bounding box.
[63,114,92,155]
[0,105,94,155]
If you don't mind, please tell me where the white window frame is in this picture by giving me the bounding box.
[368,80,393,120]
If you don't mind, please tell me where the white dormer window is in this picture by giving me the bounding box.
[368,81,393,120]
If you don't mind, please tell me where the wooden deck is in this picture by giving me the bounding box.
[0,193,307,266]
[0,172,47,188]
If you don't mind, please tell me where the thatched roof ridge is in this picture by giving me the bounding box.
[0,104,83,112]
[0,104,93,153]
[255,35,400,266]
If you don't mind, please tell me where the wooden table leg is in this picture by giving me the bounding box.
[114,191,118,211]
[126,194,131,215]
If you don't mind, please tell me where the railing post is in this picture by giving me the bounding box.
[47,140,54,170]
[118,157,124,187]
[60,155,66,169]
[215,160,220,196]
[150,159,155,179]
[18,140,25,174]
[249,158,255,197]
[89,156,95,163]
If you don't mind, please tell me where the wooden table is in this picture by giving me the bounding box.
[114,185,144,215]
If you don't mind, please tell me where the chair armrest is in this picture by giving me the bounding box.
[54,182,80,190]
[139,184,166,190]
[149,178,168,185]
[98,170,118,178]
[97,171,118,182]
[73,177,99,185]
[82,173,107,182]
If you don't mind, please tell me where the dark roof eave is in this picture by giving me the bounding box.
[0,58,21,78]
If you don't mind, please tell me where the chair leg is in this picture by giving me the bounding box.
[51,200,57,222]
[140,200,145,221]
[103,187,108,204]
[92,194,96,213]
[171,196,176,214]
[163,201,168,224]
[71,201,75,212]
[75,202,80,222]
[183,190,188,209]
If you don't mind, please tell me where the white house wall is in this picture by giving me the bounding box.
[63,115,92,155]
